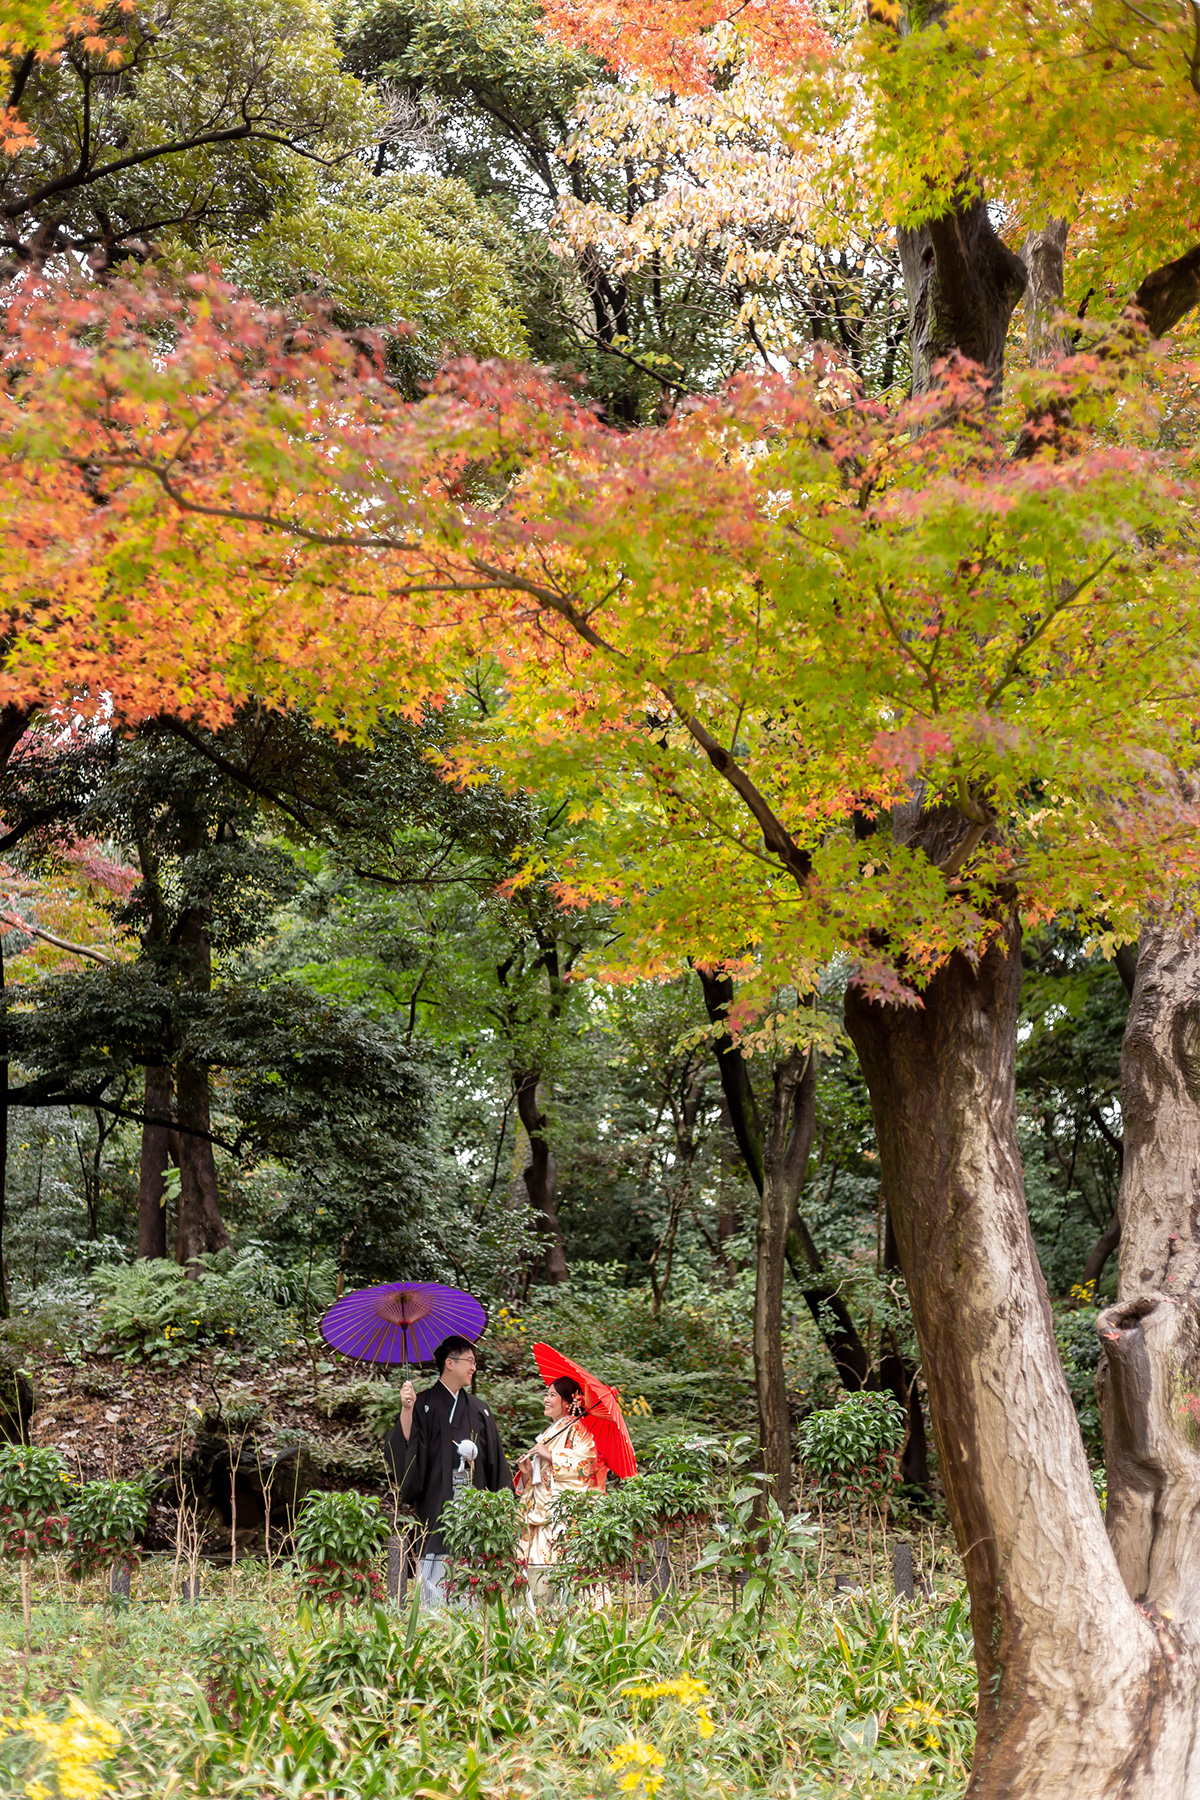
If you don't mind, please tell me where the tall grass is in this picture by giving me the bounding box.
[0,1550,975,1799]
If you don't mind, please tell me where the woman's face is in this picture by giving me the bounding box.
[543,1387,566,1421]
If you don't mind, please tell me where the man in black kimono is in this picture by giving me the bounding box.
[384,1334,512,1607]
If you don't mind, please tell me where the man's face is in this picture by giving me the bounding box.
[441,1347,476,1392]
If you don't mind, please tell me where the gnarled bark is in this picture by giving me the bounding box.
[1096,924,1200,1789]
[847,915,1165,1798]
[514,1071,568,1284]
[898,197,1027,393]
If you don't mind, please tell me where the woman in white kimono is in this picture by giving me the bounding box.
[514,1376,607,1601]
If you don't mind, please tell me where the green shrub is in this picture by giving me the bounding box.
[316,1379,404,1439]
[799,1391,907,1501]
[441,1485,527,1605]
[694,1490,815,1638]
[315,1432,384,1486]
[192,1617,278,1714]
[293,1489,388,1610]
[66,1478,148,1579]
[551,1486,645,1588]
[548,1437,730,1592]
[0,1443,73,1653]
[0,1444,72,1562]
[517,1263,748,1376]
[221,1395,265,1431]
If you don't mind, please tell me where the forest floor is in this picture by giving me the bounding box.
[22,1343,380,1487]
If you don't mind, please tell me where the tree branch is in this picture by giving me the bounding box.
[0,910,115,965]
[468,561,815,883]
[6,48,35,113]
[1131,242,1200,338]
[4,123,352,223]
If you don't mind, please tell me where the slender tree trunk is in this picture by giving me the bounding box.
[847,913,1166,1798]
[513,1071,567,1283]
[698,967,870,1388]
[1083,1211,1122,1288]
[754,1048,817,1511]
[878,1201,931,1494]
[0,705,33,1320]
[138,1064,171,1260]
[1021,217,1070,364]
[175,1058,227,1269]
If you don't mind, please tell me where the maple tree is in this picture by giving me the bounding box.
[537,0,824,92]
[8,280,1189,1800]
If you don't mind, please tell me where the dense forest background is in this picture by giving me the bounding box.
[0,0,1129,1469]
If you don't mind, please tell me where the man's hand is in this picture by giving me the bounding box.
[399,1379,416,1440]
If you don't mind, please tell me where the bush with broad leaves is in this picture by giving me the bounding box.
[293,1488,387,1610]
[441,1485,527,1605]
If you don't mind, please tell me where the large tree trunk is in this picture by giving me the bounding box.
[513,1071,568,1283]
[175,1057,228,1268]
[754,1048,817,1511]
[137,1064,171,1260]
[897,197,1027,393]
[1096,922,1200,1789]
[174,912,227,1271]
[847,913,1166,1798]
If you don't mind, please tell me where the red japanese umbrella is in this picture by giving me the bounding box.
[532,1342,638,1479]
[320,1281,485,1370]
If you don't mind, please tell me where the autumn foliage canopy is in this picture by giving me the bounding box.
[2,269,1198,1006]
[0,0,1198,1008]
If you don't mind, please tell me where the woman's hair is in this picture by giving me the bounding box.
[549,1376,584,1413]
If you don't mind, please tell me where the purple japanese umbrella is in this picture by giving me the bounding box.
[319,1281,486,1370]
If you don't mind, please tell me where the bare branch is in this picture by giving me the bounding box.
[0,909,115,964]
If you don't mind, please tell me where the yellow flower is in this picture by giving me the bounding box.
[893,1699,946,1748]
[2,1698,119,1800]
[696,1706,715,1739]
[624,1677,709,1705]
[609,1741,665,1796]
